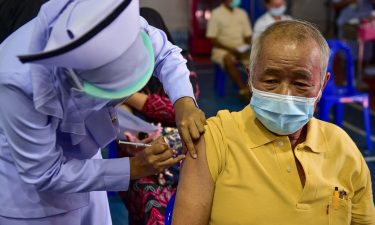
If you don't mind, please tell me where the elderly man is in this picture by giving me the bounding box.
[206,0,252,101]
[173,20,375,225]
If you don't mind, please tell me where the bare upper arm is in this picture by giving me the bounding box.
[172,136,215,225]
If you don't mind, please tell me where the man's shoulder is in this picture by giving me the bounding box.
[254,13,274,27]
[310,118,360,154]
[210,5,226,20]
[235,7,248,15]
[206,107,250,132]
[313,118,348,136]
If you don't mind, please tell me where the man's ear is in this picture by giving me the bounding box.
[246,67,250,78]
[246,67,253,92]
[322,72,331,90]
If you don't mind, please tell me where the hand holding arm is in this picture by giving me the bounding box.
[174,97,206,159]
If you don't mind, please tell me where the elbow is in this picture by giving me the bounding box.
[18,165,61,192]
[19,173,53,191]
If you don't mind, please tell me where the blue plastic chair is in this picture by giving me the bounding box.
[214,64,227,97]
[214,63,244,97]
[164,193,176,225]
[319,39,373,152]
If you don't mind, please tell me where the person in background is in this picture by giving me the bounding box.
[332,0,374,78]
[332,0,374,32]
[252,0,292,43]
[206,0,252,102]
[0,0,206,224]
[172,20,375,225]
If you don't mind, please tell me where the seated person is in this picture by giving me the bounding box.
[332,0,374,75]
[172,20,375,225]
[206,0,252,101]
[252,0,292,42]
[332,0,373,34]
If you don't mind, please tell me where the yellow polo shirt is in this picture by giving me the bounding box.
[204,106,375,225]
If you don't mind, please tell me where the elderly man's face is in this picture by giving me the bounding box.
[252,38,327,99]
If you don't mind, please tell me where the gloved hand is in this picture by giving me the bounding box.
[173,97,206,159]
[129,137,185,179]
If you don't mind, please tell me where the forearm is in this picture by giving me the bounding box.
[124,92,148,111]
[33,155,131,193]
[210,38,236,53]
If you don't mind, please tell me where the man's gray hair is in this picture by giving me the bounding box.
[249,20,330,85]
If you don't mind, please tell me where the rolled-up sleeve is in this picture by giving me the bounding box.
[0,81,130,193]
[141,17,195,104]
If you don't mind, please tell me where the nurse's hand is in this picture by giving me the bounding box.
[174,97,206,159]
[129,137,185,180]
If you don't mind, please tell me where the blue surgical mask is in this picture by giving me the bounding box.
[250,87,320,135]
[230,0,242,8]
[269,5,286,17]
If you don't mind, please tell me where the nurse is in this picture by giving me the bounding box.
[0,0,205,224]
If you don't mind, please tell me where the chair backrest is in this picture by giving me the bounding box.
[325,39,356,94]
[164,193,176,225]
[140,7,175,44]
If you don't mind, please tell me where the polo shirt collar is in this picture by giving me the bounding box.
[239,106,279,149]
[240,106,329,153]
[220,3,235,13]
[304,117,330,153]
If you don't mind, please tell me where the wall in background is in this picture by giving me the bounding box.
[291,0,329,35]
[140,0,190,49]
[140,0,190,31]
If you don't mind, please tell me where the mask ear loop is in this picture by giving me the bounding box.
[66,68,84,91]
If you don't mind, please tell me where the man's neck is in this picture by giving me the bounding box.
[223,3,234,11]
[272,15,282,21]
[288,126,307,149]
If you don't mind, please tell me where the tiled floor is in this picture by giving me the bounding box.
[109,61,375,225]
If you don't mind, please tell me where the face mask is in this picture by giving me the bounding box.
[230,0,242,8]
[269,5,286,17]
[249,87,320,135]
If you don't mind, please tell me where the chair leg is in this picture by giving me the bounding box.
[214,65,226,98]
[335,104,344,127]
[363,104,373,152]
